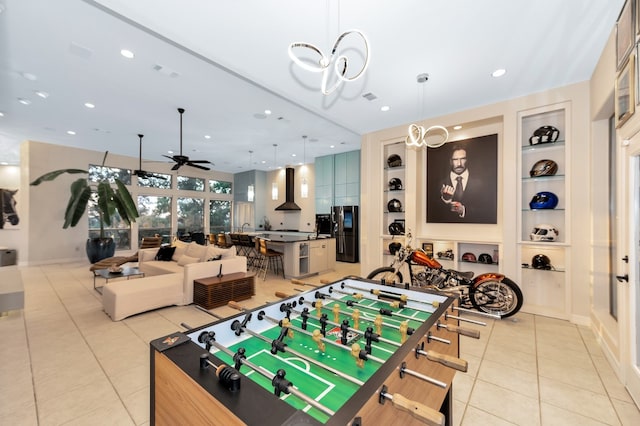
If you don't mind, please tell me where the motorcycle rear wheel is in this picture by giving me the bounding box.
[367,267,403,284]
[469,277,523,319]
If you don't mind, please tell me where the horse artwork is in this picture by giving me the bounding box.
[0,188,20,229]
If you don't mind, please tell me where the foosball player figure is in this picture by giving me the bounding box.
[233,347,247,371]
[399,320,409,343]
[374,314,383,336]
[312,329,325,352]
[333,303,341,323]
[300,307,310,330]
[351,292,363,300]
[351,308,360,330]
[315,299,323,317]
[281,318,294,338]
[351,343,365,368]
[389,300,406,309]
[320,313,328,337]
[364,326,380,355]
[271,369,292,397]
[340,319,350,345]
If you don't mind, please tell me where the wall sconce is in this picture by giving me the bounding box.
[301,177,309,199]
[272,182,278,200]
[247,184,255,202]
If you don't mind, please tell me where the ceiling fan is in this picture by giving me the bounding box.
[163,107,212,171]
[133,134,167,180]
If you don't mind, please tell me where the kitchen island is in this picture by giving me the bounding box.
[251,232,336,279]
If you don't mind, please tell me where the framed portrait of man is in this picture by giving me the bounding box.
[426,134,498,224]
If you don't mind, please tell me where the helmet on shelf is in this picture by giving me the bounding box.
[529,159,558,177]
[529,191,558,209]
[388,242,402,255]
[388,177,403,191]
[461,252,477,262]
[388,221,405,235]
[387,199,403,212]
[387,154,403,168]
[478,253,493,264]
[530,224,559,242]
[531,254,552,270]
[529,126,560,145]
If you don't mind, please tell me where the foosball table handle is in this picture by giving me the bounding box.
[391,393,445,426]
[275,291,292,299]
[447,324,481,339]
[228,301,245,311]
[426,350,468,372]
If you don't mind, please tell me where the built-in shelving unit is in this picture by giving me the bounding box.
[517,102,571,319]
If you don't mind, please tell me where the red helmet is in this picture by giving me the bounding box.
[461,252,477,262]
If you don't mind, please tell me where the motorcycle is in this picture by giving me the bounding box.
[367,234,523,318]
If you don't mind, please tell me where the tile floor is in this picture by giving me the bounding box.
[1,260,639,425]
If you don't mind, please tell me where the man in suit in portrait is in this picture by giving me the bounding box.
[428,137,497,224]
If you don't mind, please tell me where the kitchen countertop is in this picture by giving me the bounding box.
[256,233,334,243]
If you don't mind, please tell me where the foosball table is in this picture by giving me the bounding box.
[150,276,484,425]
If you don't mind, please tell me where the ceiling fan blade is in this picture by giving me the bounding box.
[188,162,211,171]
[171,163,181,171]
[162,154,175,161]
[188,160,212,164]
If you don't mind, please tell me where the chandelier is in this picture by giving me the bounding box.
[405,73,449,149]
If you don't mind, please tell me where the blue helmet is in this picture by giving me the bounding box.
[529,191,558,209]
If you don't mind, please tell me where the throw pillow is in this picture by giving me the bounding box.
[205,245,235,260]
[155,246,176,261]
[207,254,222,261]
[172,240,189,261]
[177,255,200,266]
[185,242,207,261]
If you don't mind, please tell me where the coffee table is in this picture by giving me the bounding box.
[93,266,145,294]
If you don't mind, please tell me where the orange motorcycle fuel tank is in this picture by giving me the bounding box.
[411,250,442,268]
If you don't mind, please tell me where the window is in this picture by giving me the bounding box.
[177,197,204,235]
[177,176,205,191]
[210,180,232,194]
[88,165,131,185]
[138,195,172,244]
[210,200,232,234]
[88,193,131,249]
[137,173,172,189]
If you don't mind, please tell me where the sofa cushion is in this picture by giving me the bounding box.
[155,246,176,261]
[177,255,200,266]
[205,245,235,260]
[185,242,207,261]
[172,240,189,261]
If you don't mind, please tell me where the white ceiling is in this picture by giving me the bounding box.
[0,0,624,173]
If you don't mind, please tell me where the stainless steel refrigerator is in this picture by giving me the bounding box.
[331,206,359,263]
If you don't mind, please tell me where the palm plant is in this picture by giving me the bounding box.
[30,151,139,240]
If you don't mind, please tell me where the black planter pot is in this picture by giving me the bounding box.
[86,237,115,263]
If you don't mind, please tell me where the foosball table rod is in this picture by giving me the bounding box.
[197,331,335,417]
[415,342,468,372]
[398,361,447,388]
[378,384,445,426]
[444,311,486,326]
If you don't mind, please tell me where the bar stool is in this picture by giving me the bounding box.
[256,238,284,280]
[239,234,257,268]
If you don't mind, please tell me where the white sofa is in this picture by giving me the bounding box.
[101,241,247,321]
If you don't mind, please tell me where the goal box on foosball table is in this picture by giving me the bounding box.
[150,277,462,426]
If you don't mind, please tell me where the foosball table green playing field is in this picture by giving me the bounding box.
[150,277,486,426]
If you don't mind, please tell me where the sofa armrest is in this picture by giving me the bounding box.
[182,256,248,304]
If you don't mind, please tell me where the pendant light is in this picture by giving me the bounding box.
[247,150,254,202]
[272,144,279,200]
[301,135,309,198]
[405,73,449,149]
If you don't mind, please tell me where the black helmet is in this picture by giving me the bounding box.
[388,221,405,235]
[529,126,560,145]
[388,242,402,255]
[461,252,477,262]
[387,154,402,168]
[529,159,558,177]
[387,199,403,212]
[478,253,493,264]
[529,191,558,209]
[532,254,552,270]
[388,177,403,191]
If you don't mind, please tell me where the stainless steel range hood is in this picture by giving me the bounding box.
[275,167,301,211]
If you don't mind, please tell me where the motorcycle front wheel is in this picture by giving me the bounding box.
[469,277,523,319]
[367,267,403,285]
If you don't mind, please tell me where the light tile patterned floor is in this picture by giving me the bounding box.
[1,261,639,425]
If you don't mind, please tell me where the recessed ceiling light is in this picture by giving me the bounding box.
[264,109,272,115]
[0,112,4,117]
[34,91,49,99]
[453,125,462,130]
[20,72,37,81]
[261,160,266,164]
[204,135,211,139]
[330,145,335,149]
[120,49,135,59]
[491,68,506,78]
[291,153,296,157]
[0,162,8,166]
[380,105,390,112]
[84,102,95,109]
[67,130,76,135]
[167,150,174,155]
[18,98,31,105]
